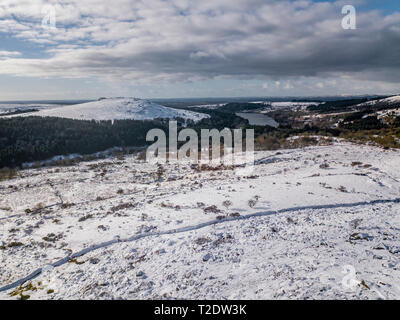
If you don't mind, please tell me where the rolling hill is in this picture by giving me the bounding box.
[2,98,209,122]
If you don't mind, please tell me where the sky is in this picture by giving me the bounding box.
[0,0,399,100]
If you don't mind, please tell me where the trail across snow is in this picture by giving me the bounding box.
[1,141,400,299]
[1,197,399,294]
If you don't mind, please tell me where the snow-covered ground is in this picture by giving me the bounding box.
[377,108,400,119]
[1,98,209,122]
[250,101,318,111]
[356,95,400,108]
[270,101,318,110]
[187,103,227,110]
[1,141,399,300]
[0,104,60,114]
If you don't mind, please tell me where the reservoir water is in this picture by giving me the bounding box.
[236,112,279,127]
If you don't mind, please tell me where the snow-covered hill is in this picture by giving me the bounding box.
[356,95,400,108]
[2,98,209,122]
[385,95,400,104]
[1,141,400,299]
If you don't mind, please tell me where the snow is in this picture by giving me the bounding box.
[21,147,125,169]
[1,98,209,122]
[188,104,226,110]
[386,96,400,104]
[187,101,319,111]
[377,108,400,119]
[257,101,319,112]
[270,102,318,108]
[0,141,400,299]
[249,101,318,110]
[0,104,59,115]
[356,95,400,108]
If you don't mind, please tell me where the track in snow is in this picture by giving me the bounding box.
[1,197,399,293]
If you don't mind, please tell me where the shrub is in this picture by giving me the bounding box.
[0,167,17,181]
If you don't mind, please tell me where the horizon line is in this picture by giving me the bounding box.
[0,93,398,104]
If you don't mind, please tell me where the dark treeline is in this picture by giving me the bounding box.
[0,111,249,168]
[339,115,385,130]
[0,117,168,168]
[307,96,394,114]
[307,98,369,113]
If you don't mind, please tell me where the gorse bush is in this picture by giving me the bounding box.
[0,167,17,181]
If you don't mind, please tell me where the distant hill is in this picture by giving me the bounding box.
[2,98,209,122]
[307,95,399,114]
[355,95,400,110]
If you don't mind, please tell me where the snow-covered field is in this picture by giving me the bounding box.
[1,98,209,122]
[0,104,60,114]
[1,141,400,300]
[270,101,318,110]
[356,95,400,108]
[187,103,227,110]
[377,108,400,120]
[250,101,318,111]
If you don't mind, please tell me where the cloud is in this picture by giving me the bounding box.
[0,51,21,57]
[0,0,399,90]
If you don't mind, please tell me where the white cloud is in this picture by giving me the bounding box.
[0,51,21,57]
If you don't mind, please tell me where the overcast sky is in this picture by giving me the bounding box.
[0,0,399,100]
